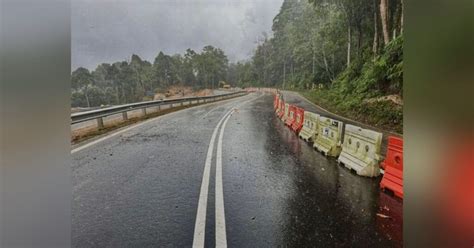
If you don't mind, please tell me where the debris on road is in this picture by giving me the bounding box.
[377,213,390,219]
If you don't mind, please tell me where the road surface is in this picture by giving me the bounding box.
[72,92,402,247]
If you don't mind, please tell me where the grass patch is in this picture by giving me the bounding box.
[300,36,403,134]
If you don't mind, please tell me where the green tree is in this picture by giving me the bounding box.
[193,46,229,89]
[71,67,94,107]
[153,52,176,89]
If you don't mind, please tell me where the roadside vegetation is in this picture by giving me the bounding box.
[71,0,403,133]
[303,36,403,133]
[230,0,404,133]
[71,46,229,107]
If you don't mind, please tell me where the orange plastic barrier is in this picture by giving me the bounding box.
[277,100,286,118]
[290,106,304,133]
[380,136,404,198]
[285,105,296,127]
[273,95,279,110]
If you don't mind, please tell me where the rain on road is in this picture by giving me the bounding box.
[72,92,402,247]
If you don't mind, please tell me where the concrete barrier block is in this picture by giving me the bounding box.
[299,111,319,142]
[281,103,290,122]
[313,116,343,157]
[276,100,285,118]
[337,124,383,177]
[284,105,296,127]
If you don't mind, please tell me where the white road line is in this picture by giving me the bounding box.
[201,107,220,119]
[215,111,232,247]
[200,94,252,119]
[201,104,223,120]
[193,94,261,247]
[192,109,233,248]
[213,94,263,248]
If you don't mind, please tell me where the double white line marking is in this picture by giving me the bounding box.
[193,95,260,247]
[192,109,232,248]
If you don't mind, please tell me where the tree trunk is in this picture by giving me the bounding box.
[263,46,267,85]
[84,88,91,108]
[347,25,351,67]
[283,60,286,89]
[357,26,362,57]
[373,4,379,59]
[392,0,403,38]
[400,0,404,34]
[115,85,120,104]
[321,44,333,81]
[291,60,295,80]
[380,0,390,45]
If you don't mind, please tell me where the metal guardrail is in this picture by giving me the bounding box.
[71,91,247,128]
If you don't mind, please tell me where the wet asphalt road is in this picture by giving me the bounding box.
[72,92,402,247]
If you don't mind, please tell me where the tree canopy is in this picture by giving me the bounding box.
[231,0,403,90]
[71,46,229,107]
[72,0,403,114]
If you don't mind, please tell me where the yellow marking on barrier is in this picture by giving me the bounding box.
[313,116,343,157]
[298,111,319,142]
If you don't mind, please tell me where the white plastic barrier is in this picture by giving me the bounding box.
[337,124,383,177]
[298,111,319,142]
[313,116,343,157]
[281,103,290,122]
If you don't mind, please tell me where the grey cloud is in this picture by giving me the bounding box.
[72,0,283,70]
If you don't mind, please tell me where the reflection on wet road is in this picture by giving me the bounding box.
[72,93,402,247]
[223,94,402,247]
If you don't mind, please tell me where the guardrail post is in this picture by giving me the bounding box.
[142,108,146,115]
[97,117,104,129]
[180,101,183,106]
[122,112,128,120]
[158,105,161,111]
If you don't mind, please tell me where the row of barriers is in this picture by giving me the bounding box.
[273,93,404,199]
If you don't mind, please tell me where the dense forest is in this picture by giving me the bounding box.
[231,0,403,132]
[72,0,403,132]
[71,45,229,107]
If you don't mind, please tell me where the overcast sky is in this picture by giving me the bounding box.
[72,0,284,70]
